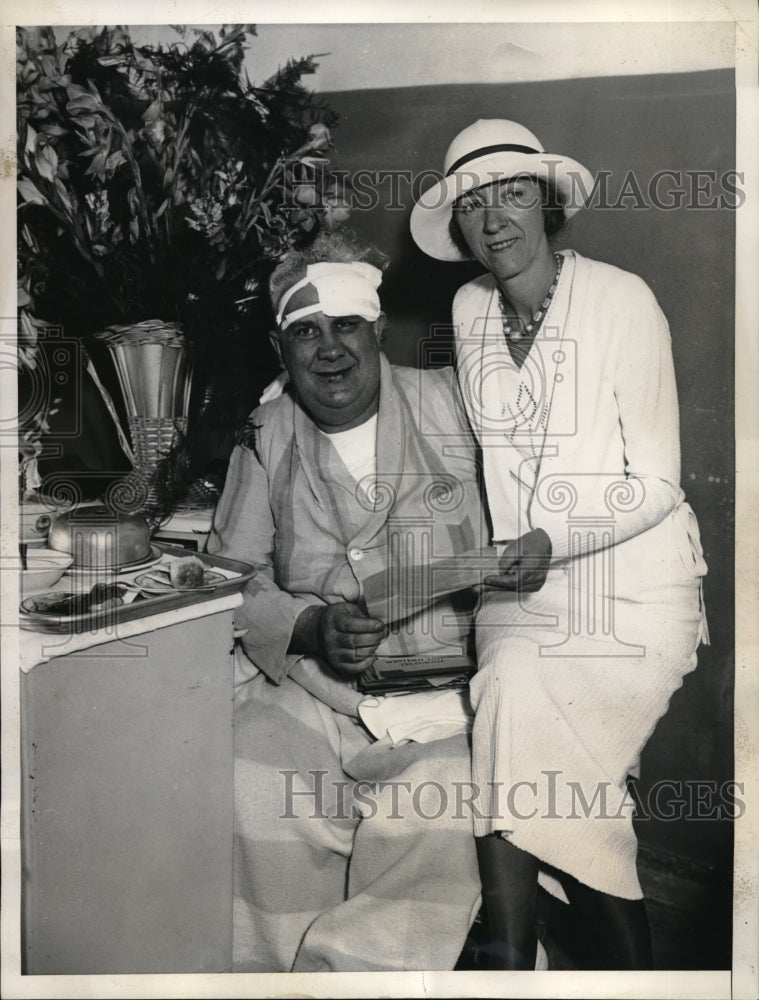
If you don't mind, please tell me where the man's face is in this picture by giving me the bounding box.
[272,292,385,431]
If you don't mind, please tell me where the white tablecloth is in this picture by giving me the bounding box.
[20,592,242,672]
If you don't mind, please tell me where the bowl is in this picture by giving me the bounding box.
[48,504,152,569]
[16,548,74,597]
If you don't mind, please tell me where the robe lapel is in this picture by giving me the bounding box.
[354,355,404,546]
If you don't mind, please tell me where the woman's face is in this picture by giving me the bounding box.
[453,176,550,284]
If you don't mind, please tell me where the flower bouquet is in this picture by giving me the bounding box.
[17,24,351,517]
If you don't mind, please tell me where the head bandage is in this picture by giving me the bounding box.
[276,262,383,331]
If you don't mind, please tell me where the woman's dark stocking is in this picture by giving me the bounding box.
[475,833,540,969]
[562,874,653,970]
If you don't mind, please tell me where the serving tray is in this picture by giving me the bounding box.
[19,543,256,635]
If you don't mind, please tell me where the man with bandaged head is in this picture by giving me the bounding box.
[208,230,487,972]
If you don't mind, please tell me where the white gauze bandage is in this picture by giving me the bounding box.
[276,261,383,330]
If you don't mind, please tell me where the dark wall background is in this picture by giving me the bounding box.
[323,70,735,871]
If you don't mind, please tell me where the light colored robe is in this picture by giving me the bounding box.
[207,356,487,970]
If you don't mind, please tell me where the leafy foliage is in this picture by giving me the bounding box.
[17,24,352,501]
[17,24,348,340]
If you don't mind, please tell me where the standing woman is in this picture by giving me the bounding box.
[410,119,709,970]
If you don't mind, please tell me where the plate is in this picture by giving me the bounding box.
[21,590,125,620]
[63,544,163,578]
[134,569,226,594]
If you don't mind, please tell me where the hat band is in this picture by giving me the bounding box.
[446,143,540,177]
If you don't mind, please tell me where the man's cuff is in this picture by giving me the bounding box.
[236,594,325,684]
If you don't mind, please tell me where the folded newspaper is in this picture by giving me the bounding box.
[361,545,502,624]
[358,652,476,693]
[359,546,502,693]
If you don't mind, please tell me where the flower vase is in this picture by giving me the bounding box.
[94,321,193,510]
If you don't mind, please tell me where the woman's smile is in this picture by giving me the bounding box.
[487,235,520,252]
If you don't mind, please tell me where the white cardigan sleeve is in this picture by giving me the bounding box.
[531,275,683,562]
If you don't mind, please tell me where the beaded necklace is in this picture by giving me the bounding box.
[498,252,563,341]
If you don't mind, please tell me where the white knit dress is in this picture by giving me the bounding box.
[453,251,709,899]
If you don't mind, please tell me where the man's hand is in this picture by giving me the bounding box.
[291,603,388,676]
[484,528,552,593]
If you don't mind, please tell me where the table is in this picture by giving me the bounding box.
[20,598,239,975]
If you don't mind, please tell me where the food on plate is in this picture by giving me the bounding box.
[169,556,207,589]
[90,582,125,606]
[33,582,126,617]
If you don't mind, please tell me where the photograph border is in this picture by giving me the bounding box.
[2,2,757,998]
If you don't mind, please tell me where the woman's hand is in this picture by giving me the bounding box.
[484,528,553,593]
